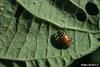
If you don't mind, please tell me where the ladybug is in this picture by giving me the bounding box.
[55,30,72,48]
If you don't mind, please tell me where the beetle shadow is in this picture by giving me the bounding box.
[50,34,68,49]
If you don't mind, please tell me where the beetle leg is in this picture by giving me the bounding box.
[54,34,58,38]
[55,37,60,40]
[69,37,72,41]
[68,37,72,42]
[54,34,59,40]
[70,40,75,44]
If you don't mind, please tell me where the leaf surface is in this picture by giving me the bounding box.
[0,0,100,67]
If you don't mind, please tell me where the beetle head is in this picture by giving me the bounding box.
[57,30,64,37]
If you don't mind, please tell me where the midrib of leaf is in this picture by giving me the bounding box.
[0,5,99,61]
[17,0,100,32]
[0,0,100,67]
[0,16,99,61]
[70,0,88,10]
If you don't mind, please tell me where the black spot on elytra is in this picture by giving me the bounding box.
[85,2,99,16]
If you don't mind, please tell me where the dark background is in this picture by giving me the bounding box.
[69,47,100,67]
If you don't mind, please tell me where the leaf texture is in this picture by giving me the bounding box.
[0,0,100,67]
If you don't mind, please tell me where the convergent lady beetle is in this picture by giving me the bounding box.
[55,30,72,48]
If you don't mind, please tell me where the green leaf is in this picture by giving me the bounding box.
[17,0,100,31]
[0,59,26,67]
[0,0,100,67]
[70,0,88,9]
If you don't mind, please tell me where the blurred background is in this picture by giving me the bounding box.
[69,47,100,67]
